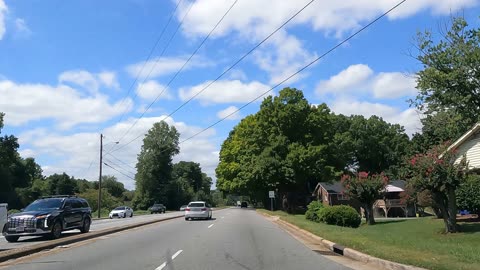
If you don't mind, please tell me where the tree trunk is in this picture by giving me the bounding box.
[364,203,375,225]
[433,191,457,233]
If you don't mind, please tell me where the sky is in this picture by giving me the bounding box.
[1,0,479,190]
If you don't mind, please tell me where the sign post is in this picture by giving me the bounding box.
[268,191,275,211]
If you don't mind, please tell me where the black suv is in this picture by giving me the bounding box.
[149,204,166,214]
[2,195,92,242]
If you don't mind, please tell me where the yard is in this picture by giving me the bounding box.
[258,210,480,270]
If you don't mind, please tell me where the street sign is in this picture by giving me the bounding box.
[268,191,275,198]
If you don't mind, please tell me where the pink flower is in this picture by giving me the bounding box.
[358,171,369,179]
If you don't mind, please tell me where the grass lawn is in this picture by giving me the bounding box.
[258,209,480,270]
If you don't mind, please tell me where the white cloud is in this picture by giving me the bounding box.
[98,71,120,90]
[0,79,133,129]
[59,70,120,94]
[14,18,31,37]
[20,115,219,190]
[316,64,416,99]
[136,80,171,101]
[19,148,35,158]
[179,79,270,105]
[371,72,416,99]
[178,0,476,38]
[217,106,241,120]
[330,98,422,136]
[316,64,373,95]
[228,69,248,81]
[125,56,212,79]
[0,0,7,40]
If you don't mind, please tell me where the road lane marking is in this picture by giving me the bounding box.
[172,249,183,259]
[208,224,214,228]
[221,216,225,219]
[155,249,183,270]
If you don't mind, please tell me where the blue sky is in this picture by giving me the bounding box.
[1,0,479,190]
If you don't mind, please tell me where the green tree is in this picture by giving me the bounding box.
[45,173,78,195]
[407,144,468,233]
[100,175,126,198]
[341,172,388,225]
[456,174,480,215]
[133,121,180,209]
[172,161,204,193]
[78,188,120,212]
[411,17,480,126]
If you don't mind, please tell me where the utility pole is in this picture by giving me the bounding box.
[97,134,103,218]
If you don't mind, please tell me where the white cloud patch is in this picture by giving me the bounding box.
[136,80,171,101]
[330,98,422,136]
[179,79,270,105]
[125,56,212,79]
[0,0,7,40]
[217,106,241,120]
[316,64,416,99]
[19,148,36,158]
[21,116,219,190]
[14,18,31,38]
[59,70,120,94]
[0,78,132,129]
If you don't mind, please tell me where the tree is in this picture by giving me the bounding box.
[341,172,388,225]
[78,188,120,212]
[411,17,480,126]
[172,161,204,193]
[346,115,410,175]
[456,174,480,215]
[407,144,468,233]
[45,173,78,195]
[133,121,180,209]
[100,175,126,198]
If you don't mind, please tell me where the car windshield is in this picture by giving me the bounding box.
[23,199,63,211]
[153,204,162,207]
[114,207,125,210]
[188,203,205,207]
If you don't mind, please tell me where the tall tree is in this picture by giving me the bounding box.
[100,175,126,198]
[411,17,480,126]
[133,121,179,209]
[172,161,204,193]
[46,173,78,195]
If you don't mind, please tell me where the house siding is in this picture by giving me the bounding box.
[454,131,480,169]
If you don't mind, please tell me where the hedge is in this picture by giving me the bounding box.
[318,205,361,228]
[305,200,324,222]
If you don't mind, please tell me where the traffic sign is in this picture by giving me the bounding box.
[268,191,275,198]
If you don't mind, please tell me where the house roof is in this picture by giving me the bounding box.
[317,180,406,194]
[445,123,480,154]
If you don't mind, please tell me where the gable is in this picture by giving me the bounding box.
[454,131,480,169]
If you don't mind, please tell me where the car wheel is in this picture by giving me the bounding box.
[5,235,20,243]
[50,221,62,239]
[80,217,91,233]
[123,213,126,218]
[150,212,153,214]
[185,217,188,221]
[130,212,133,218]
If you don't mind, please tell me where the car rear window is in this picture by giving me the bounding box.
[114,206,126,210]
[188,203,205,207]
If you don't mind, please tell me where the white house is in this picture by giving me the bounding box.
[446,123,480,170]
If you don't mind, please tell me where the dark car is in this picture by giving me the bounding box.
[149,204,166,214]
[241,202,248,208]
[2,195,92,243]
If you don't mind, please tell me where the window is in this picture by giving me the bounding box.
[337,194,349,200]
[188,203,205,207]
[72,199,84,209]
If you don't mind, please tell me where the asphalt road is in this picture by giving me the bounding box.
[0,208,359,270]
[0,211,184,251]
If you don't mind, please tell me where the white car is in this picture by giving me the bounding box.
[184,201,212,221]
[109,206,133,219]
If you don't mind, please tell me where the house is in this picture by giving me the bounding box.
[445,123,480,171]
[313,180,414,217]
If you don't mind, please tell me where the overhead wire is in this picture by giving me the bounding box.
[103,162,136,181]
[110,0,314,153]
[103,157,136,176]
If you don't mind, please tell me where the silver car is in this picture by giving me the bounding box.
[109,206,133,218]
[184,201,212,221]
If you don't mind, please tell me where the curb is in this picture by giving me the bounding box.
[259,212,426,270]
[0,208,228,263]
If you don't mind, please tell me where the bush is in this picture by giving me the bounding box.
[8,209,21,215]
[305,200,324,222]
[318,205,361,228]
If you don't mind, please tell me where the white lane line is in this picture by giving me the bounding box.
[221,216,225,219]
[172,249,183,259]
[208,224,214,228]
[154,249,183,270]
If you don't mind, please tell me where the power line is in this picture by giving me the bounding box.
[110,0,314,153]
[113,0,185,126]
[178,0,408,145]
[103,157,136,176]
[103,162,136,181]
[108,0,196,150]
[104,152,137,170]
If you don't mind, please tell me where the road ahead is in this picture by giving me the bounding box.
[0,208,363,270]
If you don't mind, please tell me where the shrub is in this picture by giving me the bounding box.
[305,200,324,222]
[8,209,21,215]
[318,205,361,228]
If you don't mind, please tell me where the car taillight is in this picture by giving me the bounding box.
[185,208,190,211]
[201,208,207,211]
